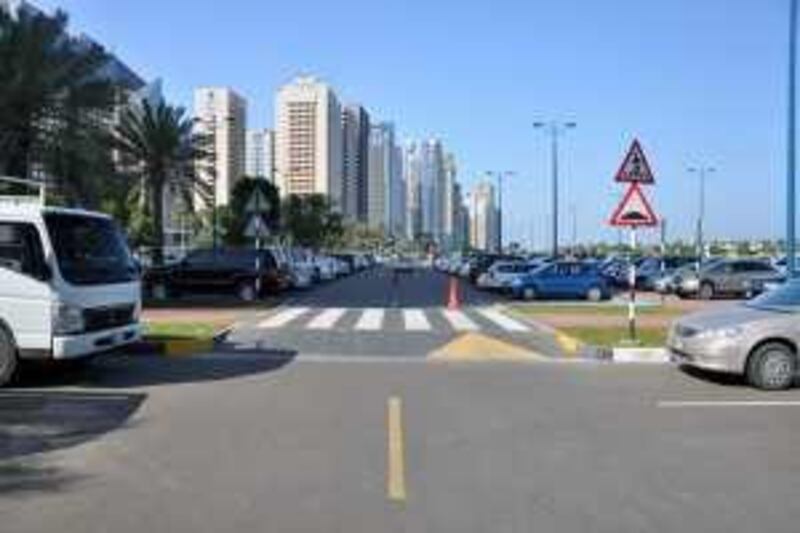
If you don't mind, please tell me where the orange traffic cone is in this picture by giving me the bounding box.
[447,276,461,310]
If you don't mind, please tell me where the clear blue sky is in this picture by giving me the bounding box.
[37,0,791,248]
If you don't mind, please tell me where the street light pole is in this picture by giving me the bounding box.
[533,121,576,258]
[788,0,798,277]
[486,171,515,253]
[688,165,715,263]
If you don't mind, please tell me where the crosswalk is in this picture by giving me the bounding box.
[256,306,531,334]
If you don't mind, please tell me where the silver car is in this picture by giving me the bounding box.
[668,280,800,390]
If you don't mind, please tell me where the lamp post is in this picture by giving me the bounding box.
[688,165,715,264]
[485,171,515,253]
[788,0,798,277]
[533,121,576,258]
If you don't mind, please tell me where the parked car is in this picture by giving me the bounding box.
[468,254,519,284]
[668,279,800,390]
[636,256,698,291]
[0,202,142,386]
[510,261,611,301]
[313,255,337,281]
[145,248,289,301]
[477,261,532,292]
[674,258,784,300]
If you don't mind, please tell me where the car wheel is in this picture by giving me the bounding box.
[522,287,537,301]
[699,282,715,300]
[587,287,603,302]
[0,327,18,388]
[237,281,257,302]
[747,342,797,391]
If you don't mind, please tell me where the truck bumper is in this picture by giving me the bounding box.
[52,323,142,360]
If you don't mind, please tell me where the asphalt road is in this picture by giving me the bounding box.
[3,268,800,533]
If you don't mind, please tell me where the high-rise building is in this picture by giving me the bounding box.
[342,105,370,221]
[274,76,343,209]
[452,182,470,251]
[469,181,499,252]
[390,144,406,237]
[403,142,423,240]
[368,122,401,232]
[442,153,457,249]
[193,87,247,207]
[245,129,275,181]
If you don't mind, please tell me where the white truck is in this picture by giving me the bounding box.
[0,190,142,386]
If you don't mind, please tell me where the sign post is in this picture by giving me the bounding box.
[609,139,658,342]
[245,186,270,297]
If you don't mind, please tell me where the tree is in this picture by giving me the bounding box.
[0,6,115,194]
[111,100,211,265]
[223,177,280,246]
[282,194,343,249]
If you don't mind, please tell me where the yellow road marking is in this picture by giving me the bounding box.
[387,396,407,502]
[428,333,545,363]
[555,332,583,357]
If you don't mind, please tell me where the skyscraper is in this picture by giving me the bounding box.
[403,142,423,240]
[469,181,498,252]
[193,87,247,207]
[390,144,406,237]
[245,129,275,181]
[274,76,343,209]
[342,105,370,221]
[368,122,401,232]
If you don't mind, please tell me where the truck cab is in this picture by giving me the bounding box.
[0,197,142,386]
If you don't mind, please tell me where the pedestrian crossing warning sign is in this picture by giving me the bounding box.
[615,139,655,184]
[609,183,658,227]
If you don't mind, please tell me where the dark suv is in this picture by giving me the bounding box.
[144,248,290,301]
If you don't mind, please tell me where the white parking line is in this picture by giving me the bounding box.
[403,309,431,331]
[307,308,347,330]
[477,308,529,332]
[355,308,384,331]
[442,309,479,331]
[657,400,800,408]
[257,307,309,329]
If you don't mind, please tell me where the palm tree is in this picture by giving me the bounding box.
[0,6,115,189]
[112,100,211,266]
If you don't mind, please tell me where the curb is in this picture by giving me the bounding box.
[610,347,671,364]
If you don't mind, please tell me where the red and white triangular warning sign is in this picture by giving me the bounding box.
[615,139,655,184]
[609,183,658,227]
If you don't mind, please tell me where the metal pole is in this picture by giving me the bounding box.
[497,173,503,253]
[551,125,559,258]
[788,0,798,277]
[628,227,638,341]
[698,167,705,263]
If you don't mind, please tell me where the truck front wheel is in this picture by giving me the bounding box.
[0,327,19,387]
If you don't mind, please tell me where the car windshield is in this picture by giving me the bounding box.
[747,280,800,312]
[44,213,137,286]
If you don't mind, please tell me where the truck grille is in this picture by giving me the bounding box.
[675,324,700,338]
[83,304,135,333]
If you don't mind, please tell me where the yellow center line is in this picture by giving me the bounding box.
[387,396,407,502]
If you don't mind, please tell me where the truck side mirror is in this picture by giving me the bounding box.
[37,263,52,282]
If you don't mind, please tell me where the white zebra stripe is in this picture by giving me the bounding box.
[476,308,530,332]
[442,309,479,331]
[403,309,431,331]
[306,308,347,330]
[354,308,385,331]
[258,307,310,329]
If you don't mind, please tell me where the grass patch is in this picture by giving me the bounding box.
[144,321,219,341]
[561,326,668,348]
[510,304,683,318]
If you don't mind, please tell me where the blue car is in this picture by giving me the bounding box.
[511,261,611,301]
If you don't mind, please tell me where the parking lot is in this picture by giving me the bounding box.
[3,265,800,532]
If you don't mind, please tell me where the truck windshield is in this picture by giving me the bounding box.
[44,213,137,286]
